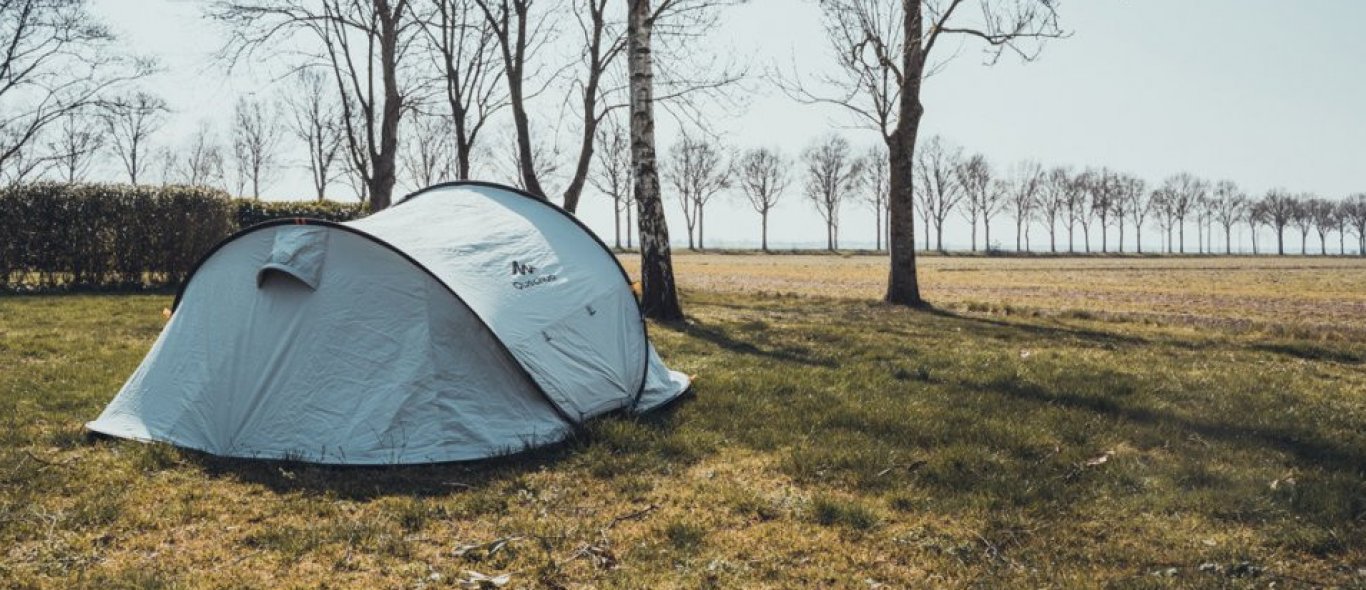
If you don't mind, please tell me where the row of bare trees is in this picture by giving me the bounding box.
[589,128,1366,257]
[593,132,889,252]
[907,137,1366,256]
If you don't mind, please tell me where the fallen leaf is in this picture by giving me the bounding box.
[1084,451,1114,467]
[460,570,511,589]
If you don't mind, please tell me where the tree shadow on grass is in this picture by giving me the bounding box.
[1252,342,1363,365]
[966,375,1365,498]
[921,306,1159,350]
[664,317,838,368]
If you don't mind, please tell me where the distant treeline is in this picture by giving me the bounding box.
[0,183,366,291]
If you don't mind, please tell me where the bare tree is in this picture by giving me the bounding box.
[231,96,281,198]
[1162,172,1205,254]
[1120,175,1150,254]
[736,146,789,252]
[862,144,889,251]
[1150,186,1176,253]
[1087,168,1120,253]
[47,109,104,182]
[588,114,633,249]
[213,0,419,210]
[1259,189,1297,256]
[180,122,227,188]
[285,70,343,200]
[1308,198,1338,256]
[665,133,729,250]
[1209,180,1246,254]
[420,0,506,180]
[789,0,1064,305]
[401,112,455,189]
[0,0,151,175]
[1246,198,1265,255]
[914,135,962,252]
[1344,194,1366,256]
[1038,166,1070,253]
[1007,160,1042,252]
[1109,173,1143,253]
[559,0,633,214]
[470,0,554,198]
[1289,194,1316,255]
[803,134,861,251]
[0,128,52,185]
[1064,170,1089,252]
[498,129,561,193]
[955,153,995,252]
[104,91,168,185]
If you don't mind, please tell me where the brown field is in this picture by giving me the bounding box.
[622,254,1366,340]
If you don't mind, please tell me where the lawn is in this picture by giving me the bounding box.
[1,256,1363,588]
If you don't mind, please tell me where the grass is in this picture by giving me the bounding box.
[1,257,1363,587]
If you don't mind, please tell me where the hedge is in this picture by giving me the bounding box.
[0,183,369,291]
[234,199,369,228]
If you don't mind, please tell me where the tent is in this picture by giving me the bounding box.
[87,181,690,464]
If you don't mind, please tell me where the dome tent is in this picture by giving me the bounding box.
[87,181,690,464]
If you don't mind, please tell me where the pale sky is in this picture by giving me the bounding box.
[86,0,1366,252]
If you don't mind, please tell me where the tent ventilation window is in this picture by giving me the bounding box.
[257,227,328,291]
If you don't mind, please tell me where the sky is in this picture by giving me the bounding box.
[85,0,1366,252]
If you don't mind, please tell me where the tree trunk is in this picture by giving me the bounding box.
[614,196,622,248]
[698,204,705,251]
[1015,218,1022,252]
[628,0,682,320]
[1276,226,1284,255]
[1178,219,1185,254]
[626,204,633,249]
[935,219,943,252]
[875,206,883,251]
[1100,213,1108,253]
[882,2,924,307]
[969,215,977,252]
[1048,221,1055,253]
[368,2,403,211]
[761,211,768,252]
[984,217,992,253]
[1117,219,1125,254]
[1135,223,1143,254]
[924,217,931,251]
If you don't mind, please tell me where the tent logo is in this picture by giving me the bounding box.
[511,260,558,290]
